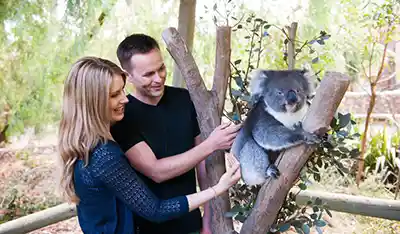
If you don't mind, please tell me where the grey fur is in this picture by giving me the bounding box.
[231,69,320,186]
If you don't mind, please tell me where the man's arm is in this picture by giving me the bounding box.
[124,137,214,183]
[124,122,239,183]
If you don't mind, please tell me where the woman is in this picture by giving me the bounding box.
[57,56,241,234]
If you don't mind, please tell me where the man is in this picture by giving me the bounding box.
[110,33,240,234]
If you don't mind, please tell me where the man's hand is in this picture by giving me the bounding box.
[205,122,242,152]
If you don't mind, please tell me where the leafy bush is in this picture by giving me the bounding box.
[361,128,400,192]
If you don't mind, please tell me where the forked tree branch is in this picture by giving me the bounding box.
[162,27,235,234]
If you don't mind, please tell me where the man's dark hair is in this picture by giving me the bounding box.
[116,33,160,70]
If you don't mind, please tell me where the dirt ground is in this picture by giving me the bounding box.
[0,129,399,234]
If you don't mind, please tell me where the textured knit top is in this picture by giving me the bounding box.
[73,140,189,234]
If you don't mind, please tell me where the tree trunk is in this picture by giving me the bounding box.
[162,26,234,234]
[356,42,389,186]
[172,0,196,88]
[239,71,350,234]
[356,84,376,185]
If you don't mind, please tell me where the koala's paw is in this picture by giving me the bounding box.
[303,132,322,145]
[293,121,303,130]
[265,164,280,179]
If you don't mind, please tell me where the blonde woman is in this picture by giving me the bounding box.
[57,56,241,234]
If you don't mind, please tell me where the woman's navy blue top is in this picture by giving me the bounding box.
[73,140,189,234]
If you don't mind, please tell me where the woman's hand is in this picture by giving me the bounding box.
[213,153,241,195]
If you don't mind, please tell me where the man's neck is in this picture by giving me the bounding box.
[131,90,163,106]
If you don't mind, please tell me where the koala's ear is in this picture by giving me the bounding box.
[299,69,316,96]
[249,69,268,103]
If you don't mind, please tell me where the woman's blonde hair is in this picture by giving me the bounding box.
[58,56,127,203]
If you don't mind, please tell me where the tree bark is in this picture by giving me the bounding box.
[239,71,350,234]
[212,26,231,117]
[287,22,298,70]
[162,27,234,234]
[172,0,197,88]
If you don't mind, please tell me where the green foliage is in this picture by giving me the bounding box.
[0,188,61,224]
[360,128,400,190]
[218,6,361,231]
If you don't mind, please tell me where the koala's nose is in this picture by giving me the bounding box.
[286,90,297,104]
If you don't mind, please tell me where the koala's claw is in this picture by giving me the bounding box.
[265,164,280,179]
[293,121,303,130]
[304,132,322,145]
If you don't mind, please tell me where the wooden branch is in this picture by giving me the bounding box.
[212,26,231,117]
[162,27,215,133]
[287,22,298,70]
[0,203,76,234]
[172,0,197,88]
[396,42,400,81]
[293,188,400,221]
[240,71,350,234]
[162,27,234,234]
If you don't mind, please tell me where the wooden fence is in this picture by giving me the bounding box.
[1,189,400,234]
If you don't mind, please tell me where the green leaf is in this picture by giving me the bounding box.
[310,213,318,220]
[313,206,319,213]
[231,89,241,97]
[234,214,247,222]
[350,148,360,158]
[302,223,310,234]
[279,223,291,232]
[338,147,349,153]
[338,113,351,128]
[298,183,307,190]
[241,95,251,102]
[325,208,332,217]
[315,197,322,205]
[315,220,327,227]
[313,173,321,182]
[295,227,303,234]
[337,130,348,137]
[264,24,271,29]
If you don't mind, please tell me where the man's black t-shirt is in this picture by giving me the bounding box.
[110,86,202,234]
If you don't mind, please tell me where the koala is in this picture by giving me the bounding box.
[231,69,320,186]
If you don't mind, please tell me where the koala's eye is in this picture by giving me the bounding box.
[277,91,283,95]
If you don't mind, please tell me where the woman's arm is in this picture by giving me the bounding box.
[90,144,189,223]
[90,143,240,223]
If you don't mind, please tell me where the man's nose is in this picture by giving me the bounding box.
[154,72,163,82]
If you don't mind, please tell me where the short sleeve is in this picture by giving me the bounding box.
[111,112,144,153]
[90,143,189,223]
